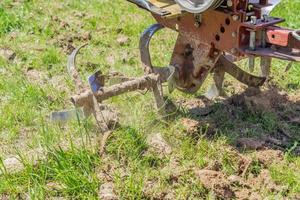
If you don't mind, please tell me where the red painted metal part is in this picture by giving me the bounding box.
[266,27,300,49]
[153,11,242,54]
[266,27,291,47]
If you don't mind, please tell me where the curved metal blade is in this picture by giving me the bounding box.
[67,43,87,75]
[140,24,164,73]
[217,56,266,87]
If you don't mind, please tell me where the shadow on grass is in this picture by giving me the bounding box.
[181,86,300,154]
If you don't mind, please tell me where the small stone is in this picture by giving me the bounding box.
[2,157,24,174]
[82,31,92,40]
[117,35,129,46]
[147,133,172,156]
[59,21,69,28]
[46,181,65,191]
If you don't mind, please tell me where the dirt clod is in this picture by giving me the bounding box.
[99,105,120,130]
[205,160,223,171]
[25,68,44,82]
[255,149,283,166]
[244,95,271,113]
[59,21,69,28]
[82,31,92,41]
[235,189,262,200]
[248,169,283,193]
[0,48,16,61]
[227,175,248,187]
[99,182,118,200]
[195,169,235,199]
[236,138,265,150]
[181,118,200,135]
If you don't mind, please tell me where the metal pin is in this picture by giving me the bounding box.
[260,29,271,77]
[248,16,257,72]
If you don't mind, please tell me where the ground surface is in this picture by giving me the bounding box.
[0,0,300,199]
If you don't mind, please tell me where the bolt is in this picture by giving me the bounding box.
[231,48,237,54]
[194,14,202,28]
[250,16,257,25]
[248,25,257,72]
[249,31,256,50]
[260,28,271,77]
[194,21,201,28]
[232,15,239,21]
[227,0,233,7]
[262,14,269,22]
[232,32,237,38]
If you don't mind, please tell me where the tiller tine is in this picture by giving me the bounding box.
[50,108,84,123]
[205,55,266,99]
[51,23,176,128]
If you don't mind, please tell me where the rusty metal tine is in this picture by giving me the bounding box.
[67,43,88,90]
[67,44,110,128]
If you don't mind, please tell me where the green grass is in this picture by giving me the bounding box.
[0,0,300,199]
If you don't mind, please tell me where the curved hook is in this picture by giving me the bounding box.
[67,43,88,90]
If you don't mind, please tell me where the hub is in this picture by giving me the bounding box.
[175,0,223,13]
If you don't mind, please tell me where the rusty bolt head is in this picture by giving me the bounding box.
[213,51,219,57]
[232,32,237,38]
[231,48,237,54]
[251,16,257,25]
[227,0,233,7]
[194,21,201,28]
[232,15,239,21]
